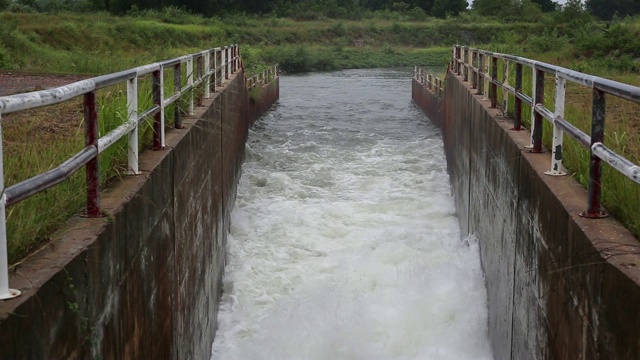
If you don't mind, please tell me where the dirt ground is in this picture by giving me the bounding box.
[0,72,90,97]
[0,72,87,163]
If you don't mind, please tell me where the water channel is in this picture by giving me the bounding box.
[211,69,493,360]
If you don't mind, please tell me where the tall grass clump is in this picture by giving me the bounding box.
[1,9,639,259]
[3,72,190,263]
[262,45,339,72]
[493,61,640,241]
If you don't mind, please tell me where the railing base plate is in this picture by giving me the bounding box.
[544,170,567,177]
[579,210,608,219]
[0,288,21,300]
[80,211,107,219]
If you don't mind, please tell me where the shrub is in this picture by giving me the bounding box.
[574,22,640,59]
[526,29,569,53]
[330,21,346,37]
[406,6,428,21]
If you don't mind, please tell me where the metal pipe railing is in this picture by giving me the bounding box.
[246,65,279,90]
[0,44,243,300]
[412,66,445,98]
[450,45,640,219]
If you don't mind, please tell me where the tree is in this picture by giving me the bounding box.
[530,0,555,12]
[498,0,544,21]
[431,0,467,17]
[472,0,510,16]
[555,0,592,25]
[586,0,639,20]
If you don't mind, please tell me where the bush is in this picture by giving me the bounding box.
[261,45,339,73]
[371,9,403,21]
[572,23,606,57]
[600,23,640,58]
[526,29,569,53]
[7,2,36,12]
[485,30,525,54]
[406,6,428,20]
[574,22,640,59]
[552,0,593,27]
[330,21,346,37]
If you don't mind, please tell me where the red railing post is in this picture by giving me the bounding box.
[152,70,163,150]
[581,89,608,218]
[531,68,544,153]
[83,91,100,217]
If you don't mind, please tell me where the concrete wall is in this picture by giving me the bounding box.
[247,78,280,126]
[0,70,278,359]
[413,73,640,360]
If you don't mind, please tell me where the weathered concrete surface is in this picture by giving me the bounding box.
[411,79,442,130]
[413,74,640,360]
[0,70,278,359]
[247,77,280,126]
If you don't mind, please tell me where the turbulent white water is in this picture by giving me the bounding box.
[211,69,493,360]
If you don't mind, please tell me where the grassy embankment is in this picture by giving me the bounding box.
[486,64,640,239]
[480,17,640,240]
[0,10,639,263]
[0,11,457,263]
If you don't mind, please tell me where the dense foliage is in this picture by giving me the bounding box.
[2,0,640,22]
[586,0,639,21]
[0,2,638,262]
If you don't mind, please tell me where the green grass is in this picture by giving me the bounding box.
[3,74,187,263]
[1,10,639,263]
[251,45,450,72]
[487,57,640,241]
[0,11,553,75]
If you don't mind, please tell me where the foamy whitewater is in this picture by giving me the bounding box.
[211,69,493,360]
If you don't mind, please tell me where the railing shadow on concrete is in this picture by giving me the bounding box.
[417,44,640,219]
[0,44,243,301]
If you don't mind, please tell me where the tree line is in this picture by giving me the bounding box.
[1,0,638,21]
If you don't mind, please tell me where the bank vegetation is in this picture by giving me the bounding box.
[0,1,639,263]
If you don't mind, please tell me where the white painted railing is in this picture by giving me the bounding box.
[0,44,242,300]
